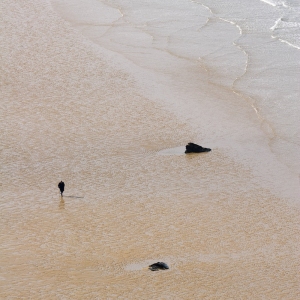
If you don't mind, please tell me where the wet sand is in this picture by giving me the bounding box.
[1,0,299,298]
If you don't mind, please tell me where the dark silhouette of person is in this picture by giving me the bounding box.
[58,181,65,196]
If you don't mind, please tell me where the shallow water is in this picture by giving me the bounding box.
[52,0,300,192]
[1,0,299,298]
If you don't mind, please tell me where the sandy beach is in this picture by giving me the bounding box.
[1,0,299,298]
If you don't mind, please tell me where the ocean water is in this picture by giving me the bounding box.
[52,0,300,192]
[1,0,299,298]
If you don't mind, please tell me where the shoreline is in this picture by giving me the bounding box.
[50,0,299,202]
[1,0,299,298]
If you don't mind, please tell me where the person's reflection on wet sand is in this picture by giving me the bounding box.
[59,197,65,209]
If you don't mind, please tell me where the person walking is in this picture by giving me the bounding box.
[58,181,65,196]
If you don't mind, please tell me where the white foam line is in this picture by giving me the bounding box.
[189,0,214,15]
[219,17,242,35]
[270,18,282,31]
[218,17,247,80]
[278,38,300,50]
[260,0,277,7]
[200,3,213,15]
[219,18,265,123]
[271,35,300,49]
[260,0,290,8]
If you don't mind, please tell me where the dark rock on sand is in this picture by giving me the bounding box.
[185,142,211,154]
[149,262,169,271]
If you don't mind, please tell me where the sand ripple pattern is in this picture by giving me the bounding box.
[1,0,299,299]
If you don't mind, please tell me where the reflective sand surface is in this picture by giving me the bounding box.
[1,0,299,298]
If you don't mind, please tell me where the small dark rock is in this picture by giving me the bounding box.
[185,142,211,154]
[149,262,169,271]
